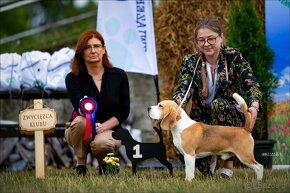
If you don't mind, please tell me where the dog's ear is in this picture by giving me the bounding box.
[160,107,177,130]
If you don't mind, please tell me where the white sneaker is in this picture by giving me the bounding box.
[220,168,233,178]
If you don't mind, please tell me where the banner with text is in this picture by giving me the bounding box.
[97,0,158,75]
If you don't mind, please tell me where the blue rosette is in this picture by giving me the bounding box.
[78,97,98,141]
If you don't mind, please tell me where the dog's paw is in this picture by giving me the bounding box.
[185,174,194,182]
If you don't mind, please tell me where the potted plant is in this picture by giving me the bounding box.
[227,0,278,168]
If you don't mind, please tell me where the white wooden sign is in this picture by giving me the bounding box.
[18,99,56,178]
[19,108,56,135]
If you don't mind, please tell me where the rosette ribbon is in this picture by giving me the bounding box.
[71,109,78,120]
[79,97,98,141]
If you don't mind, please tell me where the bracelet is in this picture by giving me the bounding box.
[251,105,259,113]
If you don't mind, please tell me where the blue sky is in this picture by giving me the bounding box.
[265,0,290,102]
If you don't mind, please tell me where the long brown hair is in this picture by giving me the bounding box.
[71,29,113,76]
[194,17,223,99]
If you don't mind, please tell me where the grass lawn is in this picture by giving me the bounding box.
[0,166,289,193]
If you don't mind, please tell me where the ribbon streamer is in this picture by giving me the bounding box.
[71,109,78,120]
[78,97,98,141]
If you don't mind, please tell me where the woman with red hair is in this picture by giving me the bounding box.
[65,29,130,175]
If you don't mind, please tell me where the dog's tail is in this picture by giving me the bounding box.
[232,93,251,132]
[153,127,163,143]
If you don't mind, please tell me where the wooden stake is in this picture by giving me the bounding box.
[19,99,56,178]
[34,99,45,178]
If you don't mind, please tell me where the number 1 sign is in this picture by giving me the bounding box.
[112,128,173,175]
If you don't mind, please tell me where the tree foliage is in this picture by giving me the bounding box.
[227,0,279,140]
[0,0,98,53]
[0,7,31,38]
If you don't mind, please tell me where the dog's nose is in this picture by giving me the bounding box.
[147,107,151,112]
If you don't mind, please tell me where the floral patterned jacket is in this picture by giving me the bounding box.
[172,46,262,121]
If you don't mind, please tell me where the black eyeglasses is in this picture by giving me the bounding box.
[196,35,220,46]
[84,44,103,52]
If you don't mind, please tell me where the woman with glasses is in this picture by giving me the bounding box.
[172,17,261,178]
[65,29,130,176]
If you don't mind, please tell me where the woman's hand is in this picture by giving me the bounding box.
[96,122,105,134]
[95,117,120,134]
[248,105,259,132]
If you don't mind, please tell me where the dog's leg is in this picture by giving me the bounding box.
[158,158,173,176]
[235,153,264,180]
[245,162,264,180]
[132,161,137,175]
[184,154,196,181]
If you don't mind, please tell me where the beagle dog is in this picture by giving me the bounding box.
[147,93,263,181]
